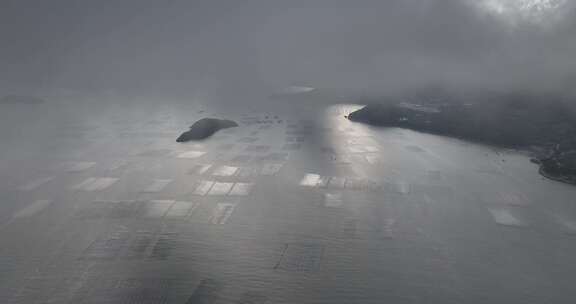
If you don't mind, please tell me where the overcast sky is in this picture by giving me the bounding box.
[1,0,575,100]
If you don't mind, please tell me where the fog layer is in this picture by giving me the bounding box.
[1,0,575,102]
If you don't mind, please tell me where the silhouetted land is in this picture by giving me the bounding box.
[348,93,576,185]
[176,118,238,142]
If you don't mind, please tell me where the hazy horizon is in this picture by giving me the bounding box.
[1,0,575,104]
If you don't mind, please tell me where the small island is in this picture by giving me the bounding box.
[348,92,576,185]
[176,118,238,142]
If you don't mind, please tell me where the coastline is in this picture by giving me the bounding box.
[348,101,576,186]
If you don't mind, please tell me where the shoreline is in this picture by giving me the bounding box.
[538,165,576,185]
[348,102,576,186]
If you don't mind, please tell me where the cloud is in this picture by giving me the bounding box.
[0,0,574,98]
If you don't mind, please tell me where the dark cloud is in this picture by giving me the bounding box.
[1,0,574,99]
